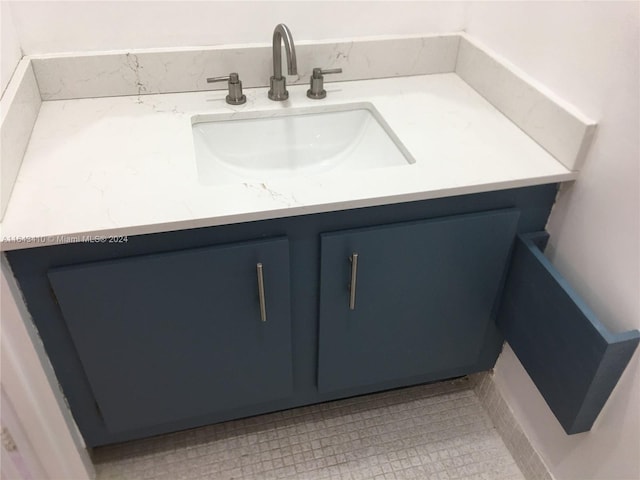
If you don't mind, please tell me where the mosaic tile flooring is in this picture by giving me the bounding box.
[93,377,525,480]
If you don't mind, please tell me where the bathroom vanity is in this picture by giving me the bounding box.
[2,32,637,447]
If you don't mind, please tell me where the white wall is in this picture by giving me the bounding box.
[8,0,467,54]
[0,2,22,95]
[466,2,640,479]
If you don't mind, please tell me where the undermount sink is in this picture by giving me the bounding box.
[191,103,414,185]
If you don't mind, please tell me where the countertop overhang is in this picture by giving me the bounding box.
[0,73,576,251]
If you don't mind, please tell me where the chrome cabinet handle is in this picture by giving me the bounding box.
[256,263,267,322]
[349,253,358,310]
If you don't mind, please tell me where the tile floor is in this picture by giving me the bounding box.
[93,377,525,480]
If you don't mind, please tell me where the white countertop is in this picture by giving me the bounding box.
[0,73,575,251]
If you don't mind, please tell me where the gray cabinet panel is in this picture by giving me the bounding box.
[48,237,293,433]
[318,210,520,393]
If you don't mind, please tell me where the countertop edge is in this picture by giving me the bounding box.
[0,172,576,252]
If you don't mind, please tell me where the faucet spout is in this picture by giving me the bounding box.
[269,23,297,101]
[272,23,297,78]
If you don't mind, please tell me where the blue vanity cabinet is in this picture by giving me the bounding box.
[7,185,568,446]
[318,209,520,393]
[46,237,293,434]
[6,183,636,444]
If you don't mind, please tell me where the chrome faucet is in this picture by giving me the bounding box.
[268,24,297,101]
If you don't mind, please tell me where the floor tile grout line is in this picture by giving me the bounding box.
[100,418,508,472]
[97,408,495,471]
[100,418,498,470]
[95,384,525,480]
[94,387,478,461]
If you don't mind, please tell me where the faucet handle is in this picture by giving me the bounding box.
[313,68,342,77]
[206,72,246,105]
[307,67,342,99]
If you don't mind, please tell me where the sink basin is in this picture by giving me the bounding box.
[191,103,414,185]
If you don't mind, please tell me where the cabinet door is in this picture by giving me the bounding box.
[318,210,520,393]
[48,237,292,434]
[498,233,639,434]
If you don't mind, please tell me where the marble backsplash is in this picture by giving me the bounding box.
[456,35,596,171]
[32,34,460,101]
[0,60,41,220]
